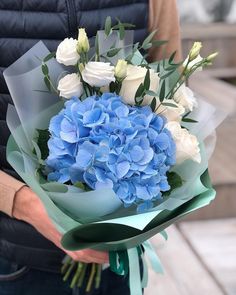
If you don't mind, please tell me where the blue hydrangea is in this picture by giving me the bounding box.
[46,93,176,208]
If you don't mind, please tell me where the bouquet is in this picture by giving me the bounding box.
[4,18,227,295]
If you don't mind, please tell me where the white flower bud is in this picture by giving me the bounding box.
[77,28,90,54]
[189,42,202,62]
[115,60,128,81]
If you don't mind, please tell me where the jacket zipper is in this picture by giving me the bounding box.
[66,0,78,38]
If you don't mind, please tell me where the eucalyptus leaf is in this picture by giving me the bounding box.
[119,24,125,40]
[182,118,198,123]
[152,40,168,47]
[161,102,178,108]
[42,63,49,76]
[135,83,145,99]
[43,52,56,63]
[36,129,50,160]
[145,90,158,97]
[150,97,157,112]
[135,96,143,106]
[107,48,122,58]
[142,30,157,49]
[169,51,177,65]
[44,77,51,91]
[105,16,112,36]
[144,69,150,90]
[159,81,166,102]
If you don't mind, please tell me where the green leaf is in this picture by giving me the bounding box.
[135,83,145,99]
[74,182,86,190]
[167,172,183,192]
[109,81,117,93]
[182,118,198,123]
[105,16,112,36]
[160,69,177,80]
[107,48,121,57]
[145,90,158,97]
[169,51,177,65]
[151,40,168,47]
[43,52,56,63]
[135,96,144,106]
[150,97,157,112]
[144,69,150,90]
[162,102,178,108]
[44,77,51,91]
[119,24,125,40]
[183,111,191,119]
[159,80,166,102]
[41,63,49,76]
[113,21,135,29]
[142,30,157,49]
[36,129,50,160]
[142,43,153,50]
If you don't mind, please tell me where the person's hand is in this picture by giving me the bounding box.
[13,186,109,264]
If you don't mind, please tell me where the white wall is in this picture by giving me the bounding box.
[177,0,236,23]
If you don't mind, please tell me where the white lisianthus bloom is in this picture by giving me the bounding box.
[120,65,160,105]
[58,73,83,99]
[183,54,203,72]
[165,121,201,165]
[77,28,90,54]
[174,84,197,112]
[82,62,115,87]
[56,38,80,66]
[115,59,128,81]
[157,100,185,122]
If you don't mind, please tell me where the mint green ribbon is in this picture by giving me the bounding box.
[127,248,142,295]
[109,243,163,295]
[109,250,129,276]
[143,241,163,274]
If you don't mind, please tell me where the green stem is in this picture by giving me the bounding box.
[95,265,102,289]
[70,263,84,289]
[86,263,96,293]
[61,256,72,274]
[77,263,88,288]
[63,261,76,282]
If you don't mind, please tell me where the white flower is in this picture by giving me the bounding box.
[120,65,160,105]
[56,38,80,66]
[183,54,203,72]
[165,121,201,165]
[157,100,185,122]
[58,73,83,99]
[115,59,128,81]
[77,28,90,54]
[174,84,197,111]
[82,62,115,87]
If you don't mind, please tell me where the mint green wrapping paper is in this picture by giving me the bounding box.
[5,40,220,253]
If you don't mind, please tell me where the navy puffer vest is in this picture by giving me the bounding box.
[0,0,149,271]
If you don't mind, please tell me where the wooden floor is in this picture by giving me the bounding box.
[145,220,236,295]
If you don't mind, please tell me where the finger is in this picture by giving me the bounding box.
[83,249,109,263]
[66,249,108,264]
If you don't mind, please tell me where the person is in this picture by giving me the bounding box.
[0,0,181,294]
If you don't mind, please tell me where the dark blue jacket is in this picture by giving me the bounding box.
[0,0,149,271]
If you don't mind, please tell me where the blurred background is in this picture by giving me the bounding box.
[147,1,236,294]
